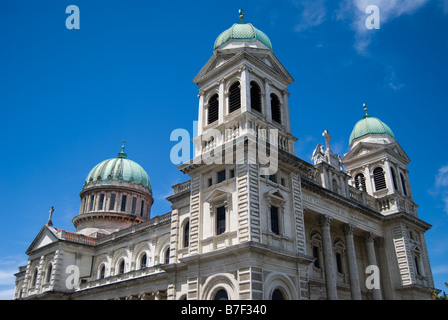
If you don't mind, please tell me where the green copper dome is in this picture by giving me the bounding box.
[84,145,151,190]
[349,115,395,146]
[214,11,272,51]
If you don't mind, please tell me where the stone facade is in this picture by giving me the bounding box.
[14,18,435,301]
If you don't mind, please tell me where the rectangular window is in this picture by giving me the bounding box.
[270,206,279,235]
[216,206,226,235]
[98,194,105,210]
[121,195,127,212]
[268,174,277,183]
[109,194,116,210]
[140,200,144,217]
[131,197,137,214]
[217,170,226,183]
[208,178,213,187]
[313,246,320,268]
[336,252,343,273]
[89,195,95,211]
[230,169,235,179]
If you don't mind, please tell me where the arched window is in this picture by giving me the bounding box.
[272,289,285,300]
[165,248,170,264]
[228,82,241,113]
[354,173,366,192]
[99,265,106,279]
[140,253,147,269]
[270,93,281,124]
[118,260,125,274]
[45,263,52,284]
[373,167,387,191]
[400,173,408,196]
[207,94,219,124]
[31,268,38,287]
[390,168,398,191]
[250,81,262,113]
[184,221,190,248]
[214,289,229,300]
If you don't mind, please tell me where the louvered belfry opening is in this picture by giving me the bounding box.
[250,81,262,113]
[207,94,219,124]
[354,173,366,192]
[373,167,387,191]
[228,81,241,114]
[271,93,281,124]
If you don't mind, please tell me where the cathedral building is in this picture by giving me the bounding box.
[14,11,435,300]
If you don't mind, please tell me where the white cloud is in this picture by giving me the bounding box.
[0,288,14,300]
[430,164,448,214]
[337,0,432,54]
[293,0,328,31]
[384,67,405,90]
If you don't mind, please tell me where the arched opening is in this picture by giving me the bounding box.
[214,289,229,300]
[400,173,408,196]
[184,221,190,248]
[165,248,170,264]
[250,81,262,113]
[228,82,241,113]
[270,93,281,124]
[373,167,386,191]
[272,289,285,300]
[207,94,219,124]
[45,263,52,283]
[354,173,366,192]
[118,259,125,274]
[140,253,147,269]
[99,264,106,279]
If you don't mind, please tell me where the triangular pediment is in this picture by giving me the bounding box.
[26,225,62,254]
[343,141,410,165]
[205,188,229,203]
[193,49,294,86]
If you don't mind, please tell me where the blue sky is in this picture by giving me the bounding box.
[0,0,447,299]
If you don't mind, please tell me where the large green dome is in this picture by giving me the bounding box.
[214,22,273,51]
[84,148,151,190]
[349,115,395,146]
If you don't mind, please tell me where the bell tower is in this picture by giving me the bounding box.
[343,104,417,216]
[192,10,297,162]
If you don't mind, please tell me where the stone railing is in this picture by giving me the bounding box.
[172,180,191,194]
[61,230,97,246]
[78,265,165,291]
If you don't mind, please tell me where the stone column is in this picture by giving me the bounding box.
[282,89,291,133]
[383,158,394,193]
[240,66,250,113]
[364,232,382,300]
[264,80,272,122]
[319,214,338,300]
[343,224,362,300]
[218,80,225,124]
[197,90,204,136]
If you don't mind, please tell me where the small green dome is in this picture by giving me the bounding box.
[349,115,395,146]
[214,22,273,51]
[85,149,151,190]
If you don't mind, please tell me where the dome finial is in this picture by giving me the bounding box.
[363,103,369,118]
[239,9,245,23]
[117,139,127,159]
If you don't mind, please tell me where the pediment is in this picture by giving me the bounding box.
[193,50,294,86]
[205,188,229,204]
[343,141,410,165]
[26,225,61,254]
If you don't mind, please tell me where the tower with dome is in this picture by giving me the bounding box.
[14,11,435,300]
